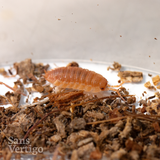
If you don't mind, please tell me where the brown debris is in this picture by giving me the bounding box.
[148,73,152,77]
[54,114,67,139]
[107,61,122,71]
[84,111,105,120]
[1,148,12,160]
[97,120,124,146]
[77,142,95,158]
[71,150,78,160]
[66,61,79,67]
[77,137,93,147]
[20,113,35,132]
[5,92,21,108]
[152,122,160,132]
[157,85,160,89]
[0,95,10,105]
[1,59,160,160]
[146,145,160,159]
[129,150,139,160]
[32,83,44,92]
[119,117,132,139]
[125,138,143,154]
[69,117,86,131]
[14,59,49,82]
[146,99,160,115]
[3,123,25,139]
[14,59,34,79]
[110,149,127,160]
[0,68,9,77]
[144,81,156,90]
[155,92,160,99]
[34,63,49,77]
[90,149,102,160]
[50,134,62,143]
[152,75,160,86]
[118,71,143,82]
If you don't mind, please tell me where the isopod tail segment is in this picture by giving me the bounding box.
[106,81,126,102]
[0,82,26,96]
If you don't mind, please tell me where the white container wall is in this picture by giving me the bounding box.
[0,0,160,72]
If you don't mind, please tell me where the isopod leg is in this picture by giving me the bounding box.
[106,87,126,102]
[0,82,26,96]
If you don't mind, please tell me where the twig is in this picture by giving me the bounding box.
[21,97,49,109]
[0,81,26,96]
[87,116,128,125]
[68,95,134,111]
[124,111,160,122]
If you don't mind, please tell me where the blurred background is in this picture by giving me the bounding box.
[0,0,160,72]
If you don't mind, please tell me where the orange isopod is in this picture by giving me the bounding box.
[44,67,125,100]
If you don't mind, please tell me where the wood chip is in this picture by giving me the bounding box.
[144,81,156,90]
[152,75,160,86]
[118,71,143,82]
[107,62,121,71]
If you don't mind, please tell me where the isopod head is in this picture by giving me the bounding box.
[99,78,108,91]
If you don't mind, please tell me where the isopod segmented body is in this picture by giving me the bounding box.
[44,67,108,93]
[45,66,126,101]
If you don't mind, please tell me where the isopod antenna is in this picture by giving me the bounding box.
[106,81,126,101]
